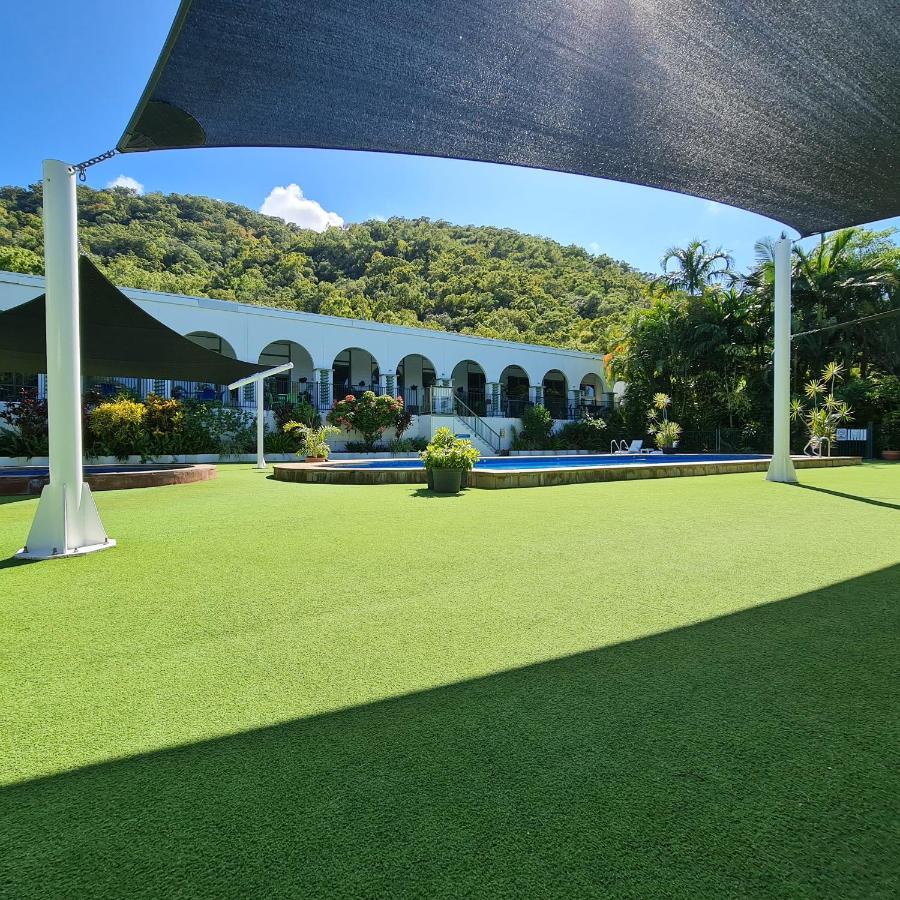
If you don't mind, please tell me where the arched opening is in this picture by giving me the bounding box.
[186,331,236,359]
[499,364,531,418]
[579,372,605,416]
[332,347,380,400]
[167,331,238,403]
[258,340,315,404]
[542,369,569,419]
[451,359,487,415]
[396,353,436,414]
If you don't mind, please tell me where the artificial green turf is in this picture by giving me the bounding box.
[1,464,898,898]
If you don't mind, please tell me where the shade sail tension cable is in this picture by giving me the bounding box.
[792,306,900,340]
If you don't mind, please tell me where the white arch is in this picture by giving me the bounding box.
[185,331,237,359]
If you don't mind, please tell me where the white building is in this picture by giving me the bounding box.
[0,269,611,452]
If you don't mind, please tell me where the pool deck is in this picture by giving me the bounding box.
[273,455,862,489]
[0,464,216,496]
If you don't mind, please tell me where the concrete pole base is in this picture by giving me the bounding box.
[765,453,798,483]
[16,481,115,559]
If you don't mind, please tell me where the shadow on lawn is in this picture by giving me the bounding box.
[2,565,898,898]
[793,483,900,511]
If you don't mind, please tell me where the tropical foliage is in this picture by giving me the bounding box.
[657,239,735,295]
[0,389,255,459]
[282,423,340,460]
[621,228,899,450]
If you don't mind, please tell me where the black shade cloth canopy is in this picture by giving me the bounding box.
[0,256,267,382]
[118,0,900,237]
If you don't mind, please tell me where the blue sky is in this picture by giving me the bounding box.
[3,0,897,275]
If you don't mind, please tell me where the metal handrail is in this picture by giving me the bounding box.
[452,394,502,452]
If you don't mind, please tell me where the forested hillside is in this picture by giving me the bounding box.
[0,185,650,351]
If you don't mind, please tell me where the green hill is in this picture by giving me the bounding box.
[0,184,650,351]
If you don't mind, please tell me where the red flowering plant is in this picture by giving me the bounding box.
[327,390,404,451]
[0,387,49,457]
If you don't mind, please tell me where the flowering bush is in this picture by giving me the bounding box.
[421,427,480,470]
[328,391,404,450]
[0,388,49,457]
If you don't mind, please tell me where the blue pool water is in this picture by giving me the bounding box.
[338,453,768,471]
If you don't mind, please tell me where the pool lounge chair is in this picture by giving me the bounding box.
[611,439,663,455]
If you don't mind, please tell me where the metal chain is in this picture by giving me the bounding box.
[73,148,117,181]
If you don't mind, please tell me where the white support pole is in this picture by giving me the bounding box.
[256,380,266,470]
[18,161,114,559]
[227,362,293,470]
[766,236,798,484]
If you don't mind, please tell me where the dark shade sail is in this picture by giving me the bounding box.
[0,256,268,382]
[118,0,900,236]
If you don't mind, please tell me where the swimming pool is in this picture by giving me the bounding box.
[338,453,768,471]
[273,452,860,490]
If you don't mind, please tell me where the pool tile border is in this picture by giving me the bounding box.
[0,464,217,496]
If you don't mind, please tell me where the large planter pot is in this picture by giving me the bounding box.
[430,468,463,494]
[881,449,900,461]
[305,456,328,464]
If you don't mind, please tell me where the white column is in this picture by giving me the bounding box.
[316,368,333,411]
[487,382,500,416]
[255,379,266,470]
[19,160,113,559]
[766,236,798,483]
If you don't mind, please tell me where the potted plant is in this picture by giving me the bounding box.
[283,422,339,462]
[653,419,683,453]
[421,427,480,493]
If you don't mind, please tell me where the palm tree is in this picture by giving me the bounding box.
[657,239,735,296]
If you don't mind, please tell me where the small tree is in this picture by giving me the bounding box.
[791,361,852,453]
[646,392,683,450]
[328,391,404,451]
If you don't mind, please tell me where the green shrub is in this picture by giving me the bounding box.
[521,404,553,444]
[556,415,608,451]
[389,436,428,453]
[179,402,254,455]
[87,397,147,460]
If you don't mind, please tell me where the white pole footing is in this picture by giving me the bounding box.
[766,236,798,484]
[17,160,114,560]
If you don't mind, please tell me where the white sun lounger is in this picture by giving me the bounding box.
[611,439,664,455]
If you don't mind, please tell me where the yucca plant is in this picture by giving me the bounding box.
[646,392,682,450]
[791,362,852,453]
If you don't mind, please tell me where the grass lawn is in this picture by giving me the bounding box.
[1,463,898,898]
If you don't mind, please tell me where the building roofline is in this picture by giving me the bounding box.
[0,269,606,361]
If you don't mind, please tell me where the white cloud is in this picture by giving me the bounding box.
[260,184,344,232]
[586,241,602,255]
[106,175,144,194]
